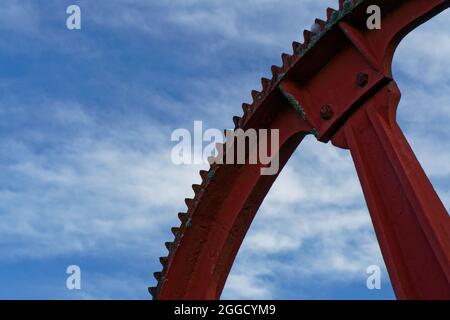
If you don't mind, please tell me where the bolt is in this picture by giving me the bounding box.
[356,72,369,87]
[320,104,334,120]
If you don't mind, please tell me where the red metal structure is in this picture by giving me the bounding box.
[150,0,450,299]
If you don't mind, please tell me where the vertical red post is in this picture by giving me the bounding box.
[332,81,450,299]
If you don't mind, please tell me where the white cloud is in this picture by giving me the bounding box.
[0,99,209,260]
[224,272,272,300]
[394,13,450,85]
[0,0,448,299]
[223,6,450,299]
[0,1,41,33]
[222,141,384,298]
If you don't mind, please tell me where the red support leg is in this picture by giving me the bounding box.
[153,1,450,300]
[332,81,450,299]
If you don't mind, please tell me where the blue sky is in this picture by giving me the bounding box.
[0,0,448,299]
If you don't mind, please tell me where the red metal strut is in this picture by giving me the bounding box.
[151,0,450,300]
[332,82,450,299]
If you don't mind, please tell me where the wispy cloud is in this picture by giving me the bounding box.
[222,140,385,299]
[0,0,448,299]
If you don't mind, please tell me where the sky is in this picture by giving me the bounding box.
[0,0,449,299]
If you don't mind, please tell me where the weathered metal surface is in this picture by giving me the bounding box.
[150,0,450,300]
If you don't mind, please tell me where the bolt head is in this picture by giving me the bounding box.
[356,72,369,87]
[320,104,334,120]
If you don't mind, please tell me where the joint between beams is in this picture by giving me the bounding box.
[279,84,307,121]
[279,84,320,139]
[338,20,381,71]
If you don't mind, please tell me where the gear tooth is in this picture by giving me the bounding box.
[185,198,194,208]
[292,41,308,56]
[242,103,253,115]
[148,287,157,299]
[171,227,181,237]
[192,184,201,194]
[251,90,262,103]
[327,7,338,21]
[165,241,174,251]
[315,18,326,28]
[178,212,188,222]
[303,30,313,45]
[314,19,326,32]
[271,65,282,76]
[159,256,168,267]
[261,77,270,92]
[271,65,285,82]
[153,271,163,281]
[233,116,241,129]
[199,170,208,182]
[281,53,292,69]
[292,41,301,53]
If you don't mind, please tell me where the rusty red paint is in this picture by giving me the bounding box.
[155,0,450,300]
[332,82,450,299]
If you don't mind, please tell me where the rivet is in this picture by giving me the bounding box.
[356,72,369,87]
[320,104,334,120]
